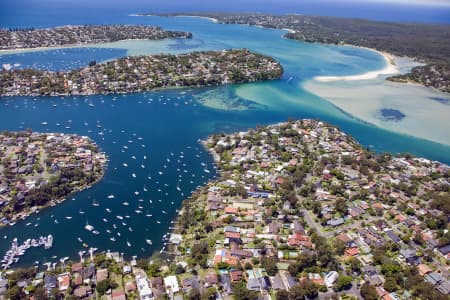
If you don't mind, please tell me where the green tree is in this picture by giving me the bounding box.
[231,281,258,300]
[96,278,118,295]
[5,286,22,300]
[334,275,352,291]
[383,277,397,292]
[360,283,378,300]
[261,256,278,276]
[276,290,289,300]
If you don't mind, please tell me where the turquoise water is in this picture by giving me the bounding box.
[1,16,449,267]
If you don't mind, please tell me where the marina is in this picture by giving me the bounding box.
[1,235,53,269]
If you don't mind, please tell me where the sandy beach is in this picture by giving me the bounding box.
[174,15,219,23]
[303,47,450,146]
[314,47,400,82]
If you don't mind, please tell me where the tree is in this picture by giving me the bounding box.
[136,258,149,270]
[96,278,118,295]
[261,256,278,276]
[334,275,352,291]
[5,286,22,300]
[276,290,289,300]
[32,286,47,300]
[335,198,348,215]
[383,277,397,292]
[360,283,378,300]
[186,288,201,300]
[231,281,258,300]
[288,280,318,299]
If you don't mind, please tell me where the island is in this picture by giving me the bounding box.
[2,119,449,300]
[0,131,107,227]
[0,25,192,50]
[0,49,283,96]
[155,13,450,93]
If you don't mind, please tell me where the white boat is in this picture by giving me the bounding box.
[92,201,100,207]
[122,163,128,167]
[92,230,100,235]
[132,173,136,178]
[204,169,210,173]
[110,237,116,242]
[134,191,139,195]
[116,215,123,220]
[106,208,112,213]
[107,194,115,199]
[146,239,152,245]
[126,241,131,247]
[122,202,129,206]
[77,237,83,242]
[102,218,108,223]
[65,216,72,220]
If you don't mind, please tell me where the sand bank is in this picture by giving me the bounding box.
[314,47,399,82]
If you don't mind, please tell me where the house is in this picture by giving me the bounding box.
[111,290,127,300]
[96,268,108,282]
[0,279,8,296]
[136,275,153,300]
[345,247,359,257]
[279,270,298,290]
[57,273,70,291]
[324,271,339,288]
[44,274,57,291]
[230,269,243,282]
[386,231,401,243]
[73,286,89,298]
[220,273,232,295]
[164,275,180,295]
[400,248,420,265]
[327,218,344,227]
[438,244,450,258]
[417,264,432,276]
[425,272,443,286]
[204,270,218,287]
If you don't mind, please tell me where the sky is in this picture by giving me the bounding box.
[362,0,450,6]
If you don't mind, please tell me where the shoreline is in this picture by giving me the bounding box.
[0,166,106,229]
[173,15,219,23]
[313,45,400,82]
[0,37,190,54]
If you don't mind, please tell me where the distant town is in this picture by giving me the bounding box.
[0,49,283,97]
[0,131,107,228]
[1,120,449,300]
[0,25,192,50]
[156,13,450,93]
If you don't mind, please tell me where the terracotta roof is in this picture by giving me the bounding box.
[345,247,359,257]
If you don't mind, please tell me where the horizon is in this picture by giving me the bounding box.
[1,0,450,25]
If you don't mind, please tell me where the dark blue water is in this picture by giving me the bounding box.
[0,1,449,267]
[1,0,449,27]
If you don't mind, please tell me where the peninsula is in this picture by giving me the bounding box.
[0,25,192,50]
[0,49,283,96]
[2,119,449,299]
[155,13,450,93]
[0,131,107,227]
